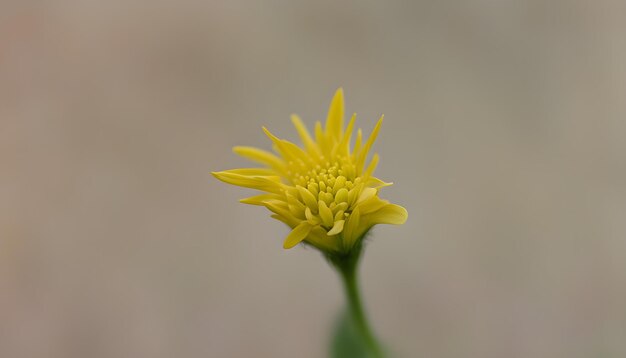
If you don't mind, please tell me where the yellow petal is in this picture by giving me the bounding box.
[334,209,345,221]
[314,120,329,156]
[363,153,379,179]
[337,113,356,155]
[369,204,408,225]
[262,127,308,163]
[343,207,361,248]
[318,200,334,227]
[240,194,282,206]
[287,200,306,220]
[334,188,349,204]
[307,182,319,197]
[271,214,300,227]
[296,185,318,212]
[366,177,393,189]
[286,192,302,207]
[357,196,388,215]
[233,146,284,169]
[355,187,377,205]
[305,207,321,225]
[305,225,338,252]
[356,115,383,171]
[283,222,312,249]
[212,171,283,194]
[332,202,349,215]
[221,168,276,176]
[347,184,362,207]
[325,88,344,142]
[291,114,318,154]
[320,191,333,206]
[352,128,363,157]
[327,220,345,236]
[333,176,347,192]
[265,201,295,221]
[281,140,309,162]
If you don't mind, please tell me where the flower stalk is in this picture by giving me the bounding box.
[328,242,385,358]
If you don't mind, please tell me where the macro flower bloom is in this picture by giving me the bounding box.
[212,89,407,254]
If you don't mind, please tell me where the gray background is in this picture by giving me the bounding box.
[2,1,626,357]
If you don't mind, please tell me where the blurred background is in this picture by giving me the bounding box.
[2,1,626,357]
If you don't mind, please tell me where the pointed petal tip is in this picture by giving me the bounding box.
[327,219,345,236]
[282,222,312,249]
[332,88,344,105]
[211,170,234,185]
[283,238,305,250]
[210,170,228,181]
[375,115,384,128]
[262,126,282,143]
[239,195,271,205]
[231,146,244,153]
[325,88,345,140]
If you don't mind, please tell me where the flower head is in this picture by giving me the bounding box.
[213,89,407,253]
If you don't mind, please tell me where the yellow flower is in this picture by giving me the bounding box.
[212,89,407,253]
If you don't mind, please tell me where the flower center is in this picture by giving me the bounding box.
[285,156,364,231]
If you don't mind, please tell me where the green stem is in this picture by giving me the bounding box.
[330,247,384,358]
